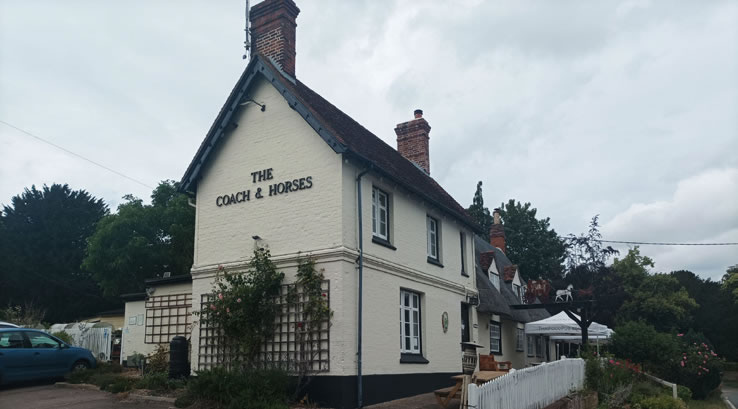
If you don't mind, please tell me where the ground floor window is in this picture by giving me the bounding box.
[490,320,502,354]
[536,336,544,358]
[400,290,421,354]
[527,335,535,357]
[516,328,524,352]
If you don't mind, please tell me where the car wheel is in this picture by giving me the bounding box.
[72,360,90,371]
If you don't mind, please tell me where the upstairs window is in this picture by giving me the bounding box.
[372,187,389,241]
[513,283,521,302]
[490,268,500,290]
[427,216,439,260]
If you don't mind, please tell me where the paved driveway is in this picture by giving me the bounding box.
[0,382,173,409]
[724,382,738,408]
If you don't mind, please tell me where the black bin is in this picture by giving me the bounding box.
[169,336,189,379]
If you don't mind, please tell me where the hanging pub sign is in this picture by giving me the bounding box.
[215,168,313,207]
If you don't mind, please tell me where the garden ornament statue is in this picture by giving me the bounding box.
[555,284,574,302]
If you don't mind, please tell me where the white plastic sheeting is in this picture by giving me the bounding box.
[525,311,613,338]
[468,358,585,409]
[49,322,113,361]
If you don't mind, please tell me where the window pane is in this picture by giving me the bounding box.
[29,334,58,348]
[0,332,25,349]
[413,310,418,325]
[405,337,410,351]
[412,294,418,309]
[404,292,409,306]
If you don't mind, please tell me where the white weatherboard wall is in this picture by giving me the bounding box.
[121,300,147,364]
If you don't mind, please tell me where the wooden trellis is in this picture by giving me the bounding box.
[197,280,330,373]
[145,293,192,344]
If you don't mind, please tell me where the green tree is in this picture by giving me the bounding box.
[0,184,113,322]
[674,269,738,361]
[613,249,697,331]
[466,181,493,241]
[723,264,738,304]
[83,180,195,296]
[498,199,567,281]
[562,216,624,339]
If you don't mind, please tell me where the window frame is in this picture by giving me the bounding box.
[489,320,502,355]
[426,215,440,263]
[516,328,524,352]
[372,187,390,242]
[400,289,422,356]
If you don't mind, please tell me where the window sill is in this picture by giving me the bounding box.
[400,353,429,364]
[427,257,444,268]
[372,236,396,250]
[461,271,469,277]
[490,351,503,356]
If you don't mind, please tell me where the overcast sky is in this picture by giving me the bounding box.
[1,0,736,280]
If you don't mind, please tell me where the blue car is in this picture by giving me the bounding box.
[0,328,97,385]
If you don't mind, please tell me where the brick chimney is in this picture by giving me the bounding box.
[395,109,431,174]
[490,208,506,253]
[250,0,300,77]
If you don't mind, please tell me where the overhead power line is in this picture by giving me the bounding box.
[0,119,154,189]
[594,239,738,246]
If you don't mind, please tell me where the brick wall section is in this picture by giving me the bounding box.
[490,224,506,253]
[250,0,300,77]
[395,110,431,174]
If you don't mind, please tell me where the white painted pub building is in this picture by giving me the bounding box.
[120,1,551,407]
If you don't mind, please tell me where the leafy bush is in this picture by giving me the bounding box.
[611,321,679,376]
[52,331,73,344]
[201,248,285,362]
[636,395,686,409]
[127,352,145,368]
[181,367,290,409]
[146,344,169,374]
[65,362,122,384]
[136,372,185,392]
[676,385,691,402]
[584,354,641,401]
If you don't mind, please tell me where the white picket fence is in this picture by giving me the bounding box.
[468,358,585,409]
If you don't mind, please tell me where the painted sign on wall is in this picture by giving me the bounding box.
[215,168,313,207]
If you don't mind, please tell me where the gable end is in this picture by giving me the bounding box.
[179,55,346,193]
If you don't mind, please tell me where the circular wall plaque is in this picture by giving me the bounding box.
[441,311,449,333]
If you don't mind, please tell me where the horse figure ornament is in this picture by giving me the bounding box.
[555,284,574,302]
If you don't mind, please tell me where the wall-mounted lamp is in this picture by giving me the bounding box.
[240,99,266,112]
